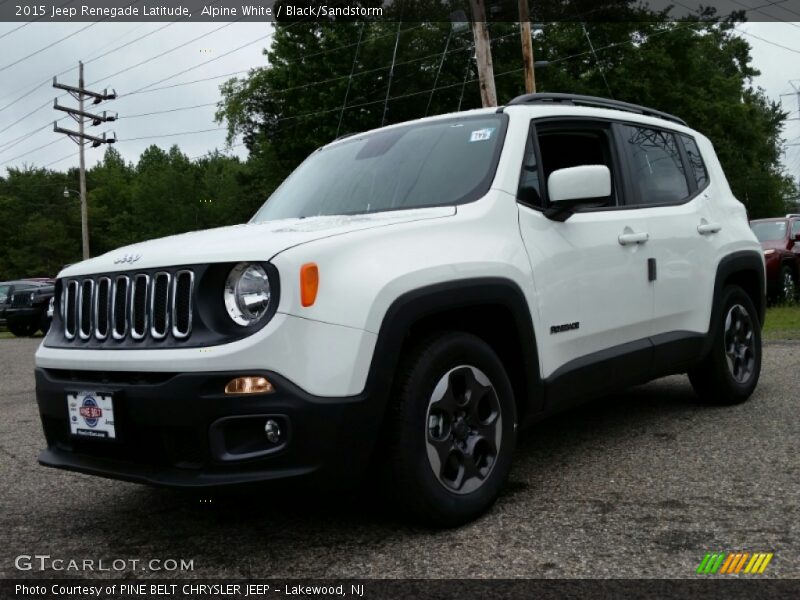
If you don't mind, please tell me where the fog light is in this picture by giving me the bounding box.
[264,419,281,443]
[224,376,274,395]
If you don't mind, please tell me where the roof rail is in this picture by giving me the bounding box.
[506,93,687,126]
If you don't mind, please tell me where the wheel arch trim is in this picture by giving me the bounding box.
[362,277,543,420]
[701,250,766,359]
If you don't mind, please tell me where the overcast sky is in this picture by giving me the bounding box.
[0,20,798,186]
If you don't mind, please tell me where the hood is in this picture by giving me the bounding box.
[59,207,455,277]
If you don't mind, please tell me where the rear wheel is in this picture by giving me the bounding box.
[779,265,797,304]
[387,332,517,526]
[688,285,761,405]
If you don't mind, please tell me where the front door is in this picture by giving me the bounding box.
[515,119,654,391]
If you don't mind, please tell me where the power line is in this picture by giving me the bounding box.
[0,0,75,42]
[121,69,249,96]
[728,0,800,20]
[88,19,243,87]
[0,12,240,134]
[42,151,80,169]
[120,126,227,142]
[124,34,271,96]
[0,19,170,112]
[120,24,423,100]
[0,119,66,154]
[0,22,100,74]
[121,102,217,120]
[736,28,800,54]
[0,137,68,168]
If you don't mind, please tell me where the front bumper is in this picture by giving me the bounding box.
[6,306,39,320]
[36,368,382,488]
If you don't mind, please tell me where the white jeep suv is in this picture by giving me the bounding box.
[35,94,765,525]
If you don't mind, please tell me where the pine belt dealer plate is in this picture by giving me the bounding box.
[68,391,116,439]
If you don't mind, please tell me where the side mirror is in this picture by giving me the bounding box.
[545,165,611,221]
[794,233,800,242]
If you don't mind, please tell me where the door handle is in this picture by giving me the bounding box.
[697,221,722,235]
[618,231,649,245]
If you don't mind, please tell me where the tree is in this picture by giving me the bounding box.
[217,7,796,217]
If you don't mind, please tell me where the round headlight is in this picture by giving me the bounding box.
[224,263,271,326]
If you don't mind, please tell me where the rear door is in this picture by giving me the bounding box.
[616,125,719,359]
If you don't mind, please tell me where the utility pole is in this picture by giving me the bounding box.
[53,61,117,260]
[518,0,536,94]
[469,0,497,107]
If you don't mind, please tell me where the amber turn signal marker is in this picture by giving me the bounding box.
[224,376,274,395]
[300,262,319,307]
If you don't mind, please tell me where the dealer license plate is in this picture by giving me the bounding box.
[68,391,116,439]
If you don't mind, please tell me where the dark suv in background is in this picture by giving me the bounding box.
[750,214,800,303]
[0,280,55,336]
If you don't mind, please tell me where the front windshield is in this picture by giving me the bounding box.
[751,221,787,242]
[251,114,507,222]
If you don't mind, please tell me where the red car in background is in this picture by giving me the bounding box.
[750,214,800,304]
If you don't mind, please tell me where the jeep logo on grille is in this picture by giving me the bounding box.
[113,253,141,265]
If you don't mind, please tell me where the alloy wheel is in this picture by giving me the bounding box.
[782,270,796,304]
[723,304,756,384]
[425,365,502,495]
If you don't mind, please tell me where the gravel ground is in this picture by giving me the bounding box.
[1,337,798,579]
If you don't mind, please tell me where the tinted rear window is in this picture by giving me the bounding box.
[679,134,709,189]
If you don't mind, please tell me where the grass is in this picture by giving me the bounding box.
[763,304,800,341]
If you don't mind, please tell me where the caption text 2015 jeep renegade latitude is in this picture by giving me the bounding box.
[35,94,765,526]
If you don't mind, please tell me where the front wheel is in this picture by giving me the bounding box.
[688,285,762,405]
[387,332,517,527]
[7,319,37,337]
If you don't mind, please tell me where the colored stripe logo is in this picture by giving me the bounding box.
[696,552,773,574]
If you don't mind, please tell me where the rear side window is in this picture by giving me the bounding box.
[792,220,800,238]
[618,124,689,206]
[679,135,709,189]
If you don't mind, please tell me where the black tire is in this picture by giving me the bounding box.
[7,319,36,337]
[39,313,51,335]
[386,332,517,527]
[688,285,762,405]
[778,265,797,304]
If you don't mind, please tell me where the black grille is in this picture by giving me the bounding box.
[95,278,110,339]
[64,282,77,339]
[131,274,149,339]
[112,276,128,339]
[173,271,193,338]
[151,272,170,338]
[79,280,93,339]
[11,293,29,307]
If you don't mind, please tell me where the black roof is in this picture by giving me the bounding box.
[505,93,687,126]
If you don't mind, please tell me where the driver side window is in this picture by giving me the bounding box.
[517,120,618,209]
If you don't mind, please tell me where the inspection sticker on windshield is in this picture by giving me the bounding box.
[469,128,495,142]
[68,391,116,439]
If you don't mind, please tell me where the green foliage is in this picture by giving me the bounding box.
[0,146,255,279]
[2,8,797,279]
[218,12,796,218]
